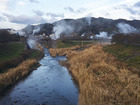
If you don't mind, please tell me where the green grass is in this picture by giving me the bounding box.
[30,49,44,60]
[57,40,94,48]
[0,42,25,62]
[103,44,140,69]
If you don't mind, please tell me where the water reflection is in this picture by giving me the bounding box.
[0,48,79,105]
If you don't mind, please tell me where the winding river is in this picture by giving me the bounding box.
[0,48,79,105]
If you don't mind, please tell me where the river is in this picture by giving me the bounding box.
[0,48,79,105]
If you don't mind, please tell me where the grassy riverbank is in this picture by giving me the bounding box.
[0,42,44,93]
[49,44,140,105]
[0,59,38,92]
[0,42,25,62]
[104,44,140,70]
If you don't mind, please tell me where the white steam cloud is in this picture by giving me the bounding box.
[27,26,41,49]
[53,20,74,39]
[86,17,91,25]
[96,32,111,39]
[117,23,138,34]
[32,26,40,35]
[27,38,37,49]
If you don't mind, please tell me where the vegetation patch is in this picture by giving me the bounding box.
[57,40,94,48]
[0,42,44,93]
[0,42,25,62]
[0,43,44,73]
[103,44,140,69]
[0,59,38,93]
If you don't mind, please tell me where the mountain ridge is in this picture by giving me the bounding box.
[21,17,140,37]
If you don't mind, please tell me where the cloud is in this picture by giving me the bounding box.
[120,5,140,15]
[0,0,8,12]
[130,16,136,20]
[17,1,26,6]
[64,7,74,12]
[46,13,64,18]
[64,7,86,13]
[125,7,137,15]
[134,1,140,7]
[0,16,5,21]
[29,0,39,3]
[3,14,46,24]
[33,10,43,16]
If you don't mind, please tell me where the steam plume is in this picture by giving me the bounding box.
[27,38,37,49]
[53,20,74,39]
[117,23,138,34]
[86,17,91,25]
[96,32,111,39]
[32,26,40,35]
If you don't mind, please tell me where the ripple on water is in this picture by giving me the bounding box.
[0,48,79,105]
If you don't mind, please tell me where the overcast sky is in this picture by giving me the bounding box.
[0,0,140,30]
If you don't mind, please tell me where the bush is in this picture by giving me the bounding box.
[0,50,32,73]
[0,30,10,43]
[9,34,20,41]
[111,33,140,45]
[0,30,20,43]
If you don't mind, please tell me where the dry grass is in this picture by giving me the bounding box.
[0,59,37,92]
[49,44,140,105]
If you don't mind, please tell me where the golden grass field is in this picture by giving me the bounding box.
[49,44,140,105]
[0,59,37,92]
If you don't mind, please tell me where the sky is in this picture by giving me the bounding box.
[0,0,140,30]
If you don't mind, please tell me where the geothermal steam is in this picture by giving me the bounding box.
[53,20,74,39]
[96,32,111,39]
[27,27,41,49]
[53,18,92,39]
[32,26,40,35]
[18,26,41,49]
[86,17,91,25]
[27,38,37,49]
[96,23,139,39]
[117,23,138,34]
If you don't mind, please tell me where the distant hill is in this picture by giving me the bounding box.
[21,17,140,37]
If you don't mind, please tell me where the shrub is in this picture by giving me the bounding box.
[0,30,10,43]
[111,33,140,45]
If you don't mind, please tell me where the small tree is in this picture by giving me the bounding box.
[0,30,10,43]
[111,33,140,45]
[10,34,20,41]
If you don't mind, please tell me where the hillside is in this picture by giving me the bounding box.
[21,17,140,37]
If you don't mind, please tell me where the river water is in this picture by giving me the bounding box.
[0,48,79,105]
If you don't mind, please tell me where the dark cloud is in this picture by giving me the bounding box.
[3,14,46,24]
[46,13,64,18]
[125,7,137,15]
[64,7,86,13]
[33,10,43,16]
[121,5,139,15]
[29,0,39,3]
[134,1,140,7]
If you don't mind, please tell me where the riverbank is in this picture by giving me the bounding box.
[0,59,38,93]
[104,44,140,70]
[49,44,140,105]
[0,42,44,93]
